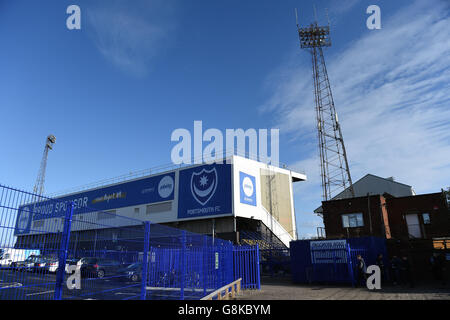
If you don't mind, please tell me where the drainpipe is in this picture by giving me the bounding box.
[379,199,387,238]
[367,193,373,236]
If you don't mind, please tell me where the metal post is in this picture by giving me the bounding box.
[311,247,316,283]
[367,193,373,236]
[93,229,97,255]
[212,219,215,246]
[203,235,207,296]
[346,243,355,287]
[54,201,74,300]
[180,230,186,300]
[140,222,151,300]
[333,250,337,281]
[73,232,78,258]
[255,244,261,290]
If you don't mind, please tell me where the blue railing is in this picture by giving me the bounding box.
[0,184,259,300]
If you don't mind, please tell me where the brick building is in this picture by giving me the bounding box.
[322,191,449,240]
[320,188,450,282]
[386,192,449,240]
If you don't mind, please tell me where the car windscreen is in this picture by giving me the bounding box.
[81,258,97,264]
[100,260,119,266]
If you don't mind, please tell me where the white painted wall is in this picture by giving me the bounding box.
[231,155,306,247]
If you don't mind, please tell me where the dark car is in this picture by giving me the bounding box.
[78,257,123,279]
[33,256,50,273]
[118,263,142,282]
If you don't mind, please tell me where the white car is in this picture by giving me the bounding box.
[46,258,80,274]
[46,259,59,273]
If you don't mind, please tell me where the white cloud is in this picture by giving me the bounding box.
[262,0,450,237]
[86,0,177,76]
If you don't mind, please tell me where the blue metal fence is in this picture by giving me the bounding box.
[291,237,387,285]
[0,185,69,300]
[0,184,260,300]
[309,243,367,284]
[233,245,261,290]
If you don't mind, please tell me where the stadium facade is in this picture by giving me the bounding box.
[14,155,306,250]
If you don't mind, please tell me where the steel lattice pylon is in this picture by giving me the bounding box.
[33,135,56,196]
[297,20,355,201]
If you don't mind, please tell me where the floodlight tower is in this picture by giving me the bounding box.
[295,9,355,202]
[33,135,56,196]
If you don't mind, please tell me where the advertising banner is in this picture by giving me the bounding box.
[239,171,256,206]
[177,163,232,219]
[310,240,348,264]
[15,172,175,235]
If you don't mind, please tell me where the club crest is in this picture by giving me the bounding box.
[190,168,218,206]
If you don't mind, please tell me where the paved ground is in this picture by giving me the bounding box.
[238,276,450,300]
[3,268,449,300]
[0,268,198,300]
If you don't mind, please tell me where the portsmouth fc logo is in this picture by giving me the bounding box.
[190,168,218,206]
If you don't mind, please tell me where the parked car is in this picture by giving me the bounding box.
[45,257,60,273]
[0,249,40,268]
[33,256,50,273]
[13,255,41,272]
[64,258,80,274]
[118,263,142,282]
[43,257,80,274]
[77,257,122,279]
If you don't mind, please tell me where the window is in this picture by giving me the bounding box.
[134,208,140,215]
[342,213,364,228]
[33,220,44,228]
[97,210,116,220]
[146,202,172,214]
[433,238,450,250]
[422,213,431,225]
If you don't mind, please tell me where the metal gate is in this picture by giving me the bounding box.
[233,245,261,290]
[310,240,368,285]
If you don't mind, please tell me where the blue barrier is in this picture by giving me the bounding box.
[0,184,260,300]
[234,245,261,290]
[291,237,388,285]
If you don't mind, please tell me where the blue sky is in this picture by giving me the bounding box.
[0,0,449,238]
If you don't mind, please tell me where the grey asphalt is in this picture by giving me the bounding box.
[0,269,208,300]
[0,268,142,300]
[237,276,450,300]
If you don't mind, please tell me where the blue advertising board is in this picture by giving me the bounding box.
[177,163,232,219]
[239,171,256,206]
[15,172,175,235]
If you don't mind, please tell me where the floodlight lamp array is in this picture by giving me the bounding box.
[298,25,331,48]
